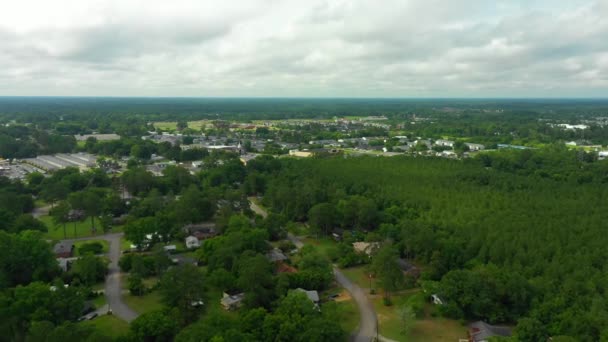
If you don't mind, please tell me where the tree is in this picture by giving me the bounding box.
[70,255,108,286]
[10,214,47,234]
[159,264,205,323]
[237,252,275,308]
[308,203,335,236]
[129,310,178,342]
[176,121,188,131]
[371,245,403,303]
[0,231,58,288]
[50,201,70,239]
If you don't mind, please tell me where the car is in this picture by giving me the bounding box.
[327,293,340,300]
[87,313,98,320]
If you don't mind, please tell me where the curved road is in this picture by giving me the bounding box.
[62,232,138,322]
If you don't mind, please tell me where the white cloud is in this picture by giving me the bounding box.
[0,0,606,97]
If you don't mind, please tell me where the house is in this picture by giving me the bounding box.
[182,223,217,241]
[185,235,200,249]
[435,139,455,147]
[468,321,512,342]
[221,292,245,310]
[295,288,320,309]
[352,242,380,256]
[53,242,74,258]
[397,258,421,278]
[289,150,313,158]
[465,143,485,151]
[163,245,177,253]
[599,151,608,160]
[266,248,288,263]
[67,209,86,221]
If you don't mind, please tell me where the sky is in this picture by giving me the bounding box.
[0,0,606,98]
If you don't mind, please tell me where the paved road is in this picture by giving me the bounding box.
[62,232,138,322]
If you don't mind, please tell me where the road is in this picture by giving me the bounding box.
[62,232,139,322]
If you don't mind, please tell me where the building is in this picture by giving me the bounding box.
[53,242,74,258]
[352,242,380,256]
[266,248,288,263]
[182,223,217,241]
[289,150,313,158]
[185,236,201,249]
[599,151,608,160]
[74,133,120,141]
[221,292,245,311]
[295,288,320,309]
[468,321,512,342]
[465,143,485,151]
[435,139,455,147]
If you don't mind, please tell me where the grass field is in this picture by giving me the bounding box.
[81,315,129,338]
[73,240,109,256]
[123,290,164,314]
[39,215,123,240]
[301,237,335,259]
[153,120,212,131]
[341,266,374,291]
[332,293,360,334]
[372,290,467,342]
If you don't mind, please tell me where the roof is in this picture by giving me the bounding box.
[183,223,216,233]
[53,242,74,254]
[296,288,320,303]
[469,321,512,342]
[266,248,288,262]
[221,292,245,306]
[352,242,379,256]
[276,261,297,274]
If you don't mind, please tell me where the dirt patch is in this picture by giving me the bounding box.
[334,289,352,302]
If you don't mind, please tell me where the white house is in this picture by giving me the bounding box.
[435,139,455,147]
[185,235,200,249]
[465,143,485,151]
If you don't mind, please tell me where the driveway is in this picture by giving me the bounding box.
[61,232,139,322]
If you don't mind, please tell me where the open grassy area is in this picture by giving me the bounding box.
[334,296,360,334]
[91,294,106,308]
[40,215,122,240]
[81,315,129,339]
[123,290,164,314]
[341,266,374,291]
[73,240,109,256]
[153,120,212,131]
[301,237,335,259]
[372,290,467,342]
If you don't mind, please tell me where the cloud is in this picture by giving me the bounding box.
[0,0,606,97]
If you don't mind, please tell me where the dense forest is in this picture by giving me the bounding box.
[248,147,608,341]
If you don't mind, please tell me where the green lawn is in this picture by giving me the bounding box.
[334,298,360,334]
[81,315,129,338]
[74,240,110,256]
[123,290,164,314]
[121,237,133,252]
[341,266,374,291]
[153,120,211,131]
[372,290,467,342]
[40,215,115,240]
[301,237,335,259]
[91,294,106,309]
